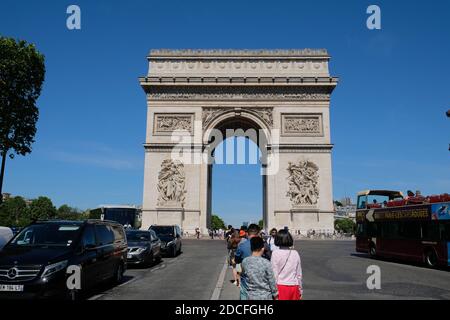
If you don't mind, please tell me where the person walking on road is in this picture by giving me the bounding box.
[241,237,278,300]
[227,230,242,286]
[195,227,200,239]
[235,224,261,300]
[267,228,279,252]
[271,229,303,300]
[225,225,233,241]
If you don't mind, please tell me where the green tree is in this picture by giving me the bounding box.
[334,200,343,207]
[28,197,56,221]
[57,204,83,220]
[0,196,30,227]
[0,37,45,204]
[334,218,356,234]
[211,214,226,231]
[258,219,264,229]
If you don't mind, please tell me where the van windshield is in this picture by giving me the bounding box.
[9,223,82,247]
[126,231,150,241]
[150,226,173,237]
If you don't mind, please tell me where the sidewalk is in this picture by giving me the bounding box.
[218,265,240,300]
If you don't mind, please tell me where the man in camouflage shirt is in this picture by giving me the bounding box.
[241,237,278,300]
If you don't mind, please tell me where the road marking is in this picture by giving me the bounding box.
[210,257,228,300]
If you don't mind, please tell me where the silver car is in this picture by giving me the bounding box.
[125,230,161,267]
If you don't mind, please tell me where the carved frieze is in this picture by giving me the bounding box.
[286,160,319,207]
[202,108,227,130]
[252,108,273,128]
[147,86,330,102]
[281,114,323,136]
[154,113,194,135]
[157,159,186,207]
[150,49,329,56]
[202,107,273,129]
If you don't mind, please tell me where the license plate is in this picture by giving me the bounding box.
[127,254,132,259]
[0,284,24,292]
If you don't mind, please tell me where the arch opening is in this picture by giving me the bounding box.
[205,115,269,231]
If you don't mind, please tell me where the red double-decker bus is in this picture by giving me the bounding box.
[355,190,450,268]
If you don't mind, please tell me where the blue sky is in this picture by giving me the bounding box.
[0,0,449,227]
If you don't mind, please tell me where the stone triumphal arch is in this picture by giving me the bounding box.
[139,49,339,235]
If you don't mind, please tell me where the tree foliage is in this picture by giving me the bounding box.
[334,218,356,234]
[0,196,91,227]
[28,196,56,220]
[211,214,226,231]
[0,37,45,156]
[57,204,85,221]
[334,200,343,207]
[0,37,45,203]
[258,219,264,229]
[0,196,30,227]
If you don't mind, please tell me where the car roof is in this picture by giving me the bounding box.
[33,219,122,226]
[34,220,84,225]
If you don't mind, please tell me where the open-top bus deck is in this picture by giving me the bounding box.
[355,190,450,268]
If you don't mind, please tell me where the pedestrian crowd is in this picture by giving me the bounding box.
[224,224,302,300]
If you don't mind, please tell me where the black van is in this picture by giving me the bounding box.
[0,220,127,299]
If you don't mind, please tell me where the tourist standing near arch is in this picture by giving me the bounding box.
[271,229,303,300]
[266,228,279,252]
[235,224,260,299]
[241,237,278,300]
[227,230,242,286]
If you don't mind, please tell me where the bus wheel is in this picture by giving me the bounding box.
[369,244,377,258]
[424,250,438,268]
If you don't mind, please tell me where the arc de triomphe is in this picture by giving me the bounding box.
[139,49,338,235]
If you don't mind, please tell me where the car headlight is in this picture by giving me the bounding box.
[136,247,147,254]
[41,260,68,279]
[167,240,175,246]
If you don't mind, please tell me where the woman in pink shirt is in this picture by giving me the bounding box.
[270,229,302,300]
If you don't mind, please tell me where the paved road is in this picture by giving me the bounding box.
[296,240,450,300]
[91,240,226,300]
[91,239,450,300]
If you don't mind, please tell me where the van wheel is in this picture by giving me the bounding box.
[172,246,177,257]
[114,263,124,284]
[424,250,438,268]
[369,244,377,258]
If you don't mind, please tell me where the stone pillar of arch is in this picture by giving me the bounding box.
[139,49,339,236]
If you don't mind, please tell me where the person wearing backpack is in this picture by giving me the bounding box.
[271,229,302,300]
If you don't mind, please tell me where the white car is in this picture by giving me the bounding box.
[0,227,13,250]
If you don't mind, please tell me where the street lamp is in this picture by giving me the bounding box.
[447,110,450,151]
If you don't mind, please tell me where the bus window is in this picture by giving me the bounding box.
[421,222,440,241]
[382,222,399,239]
[399,222,421,239]
[357,196,367,209]
[367,223,379,237]
[356,223,366,237]
[440,223,450,241]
